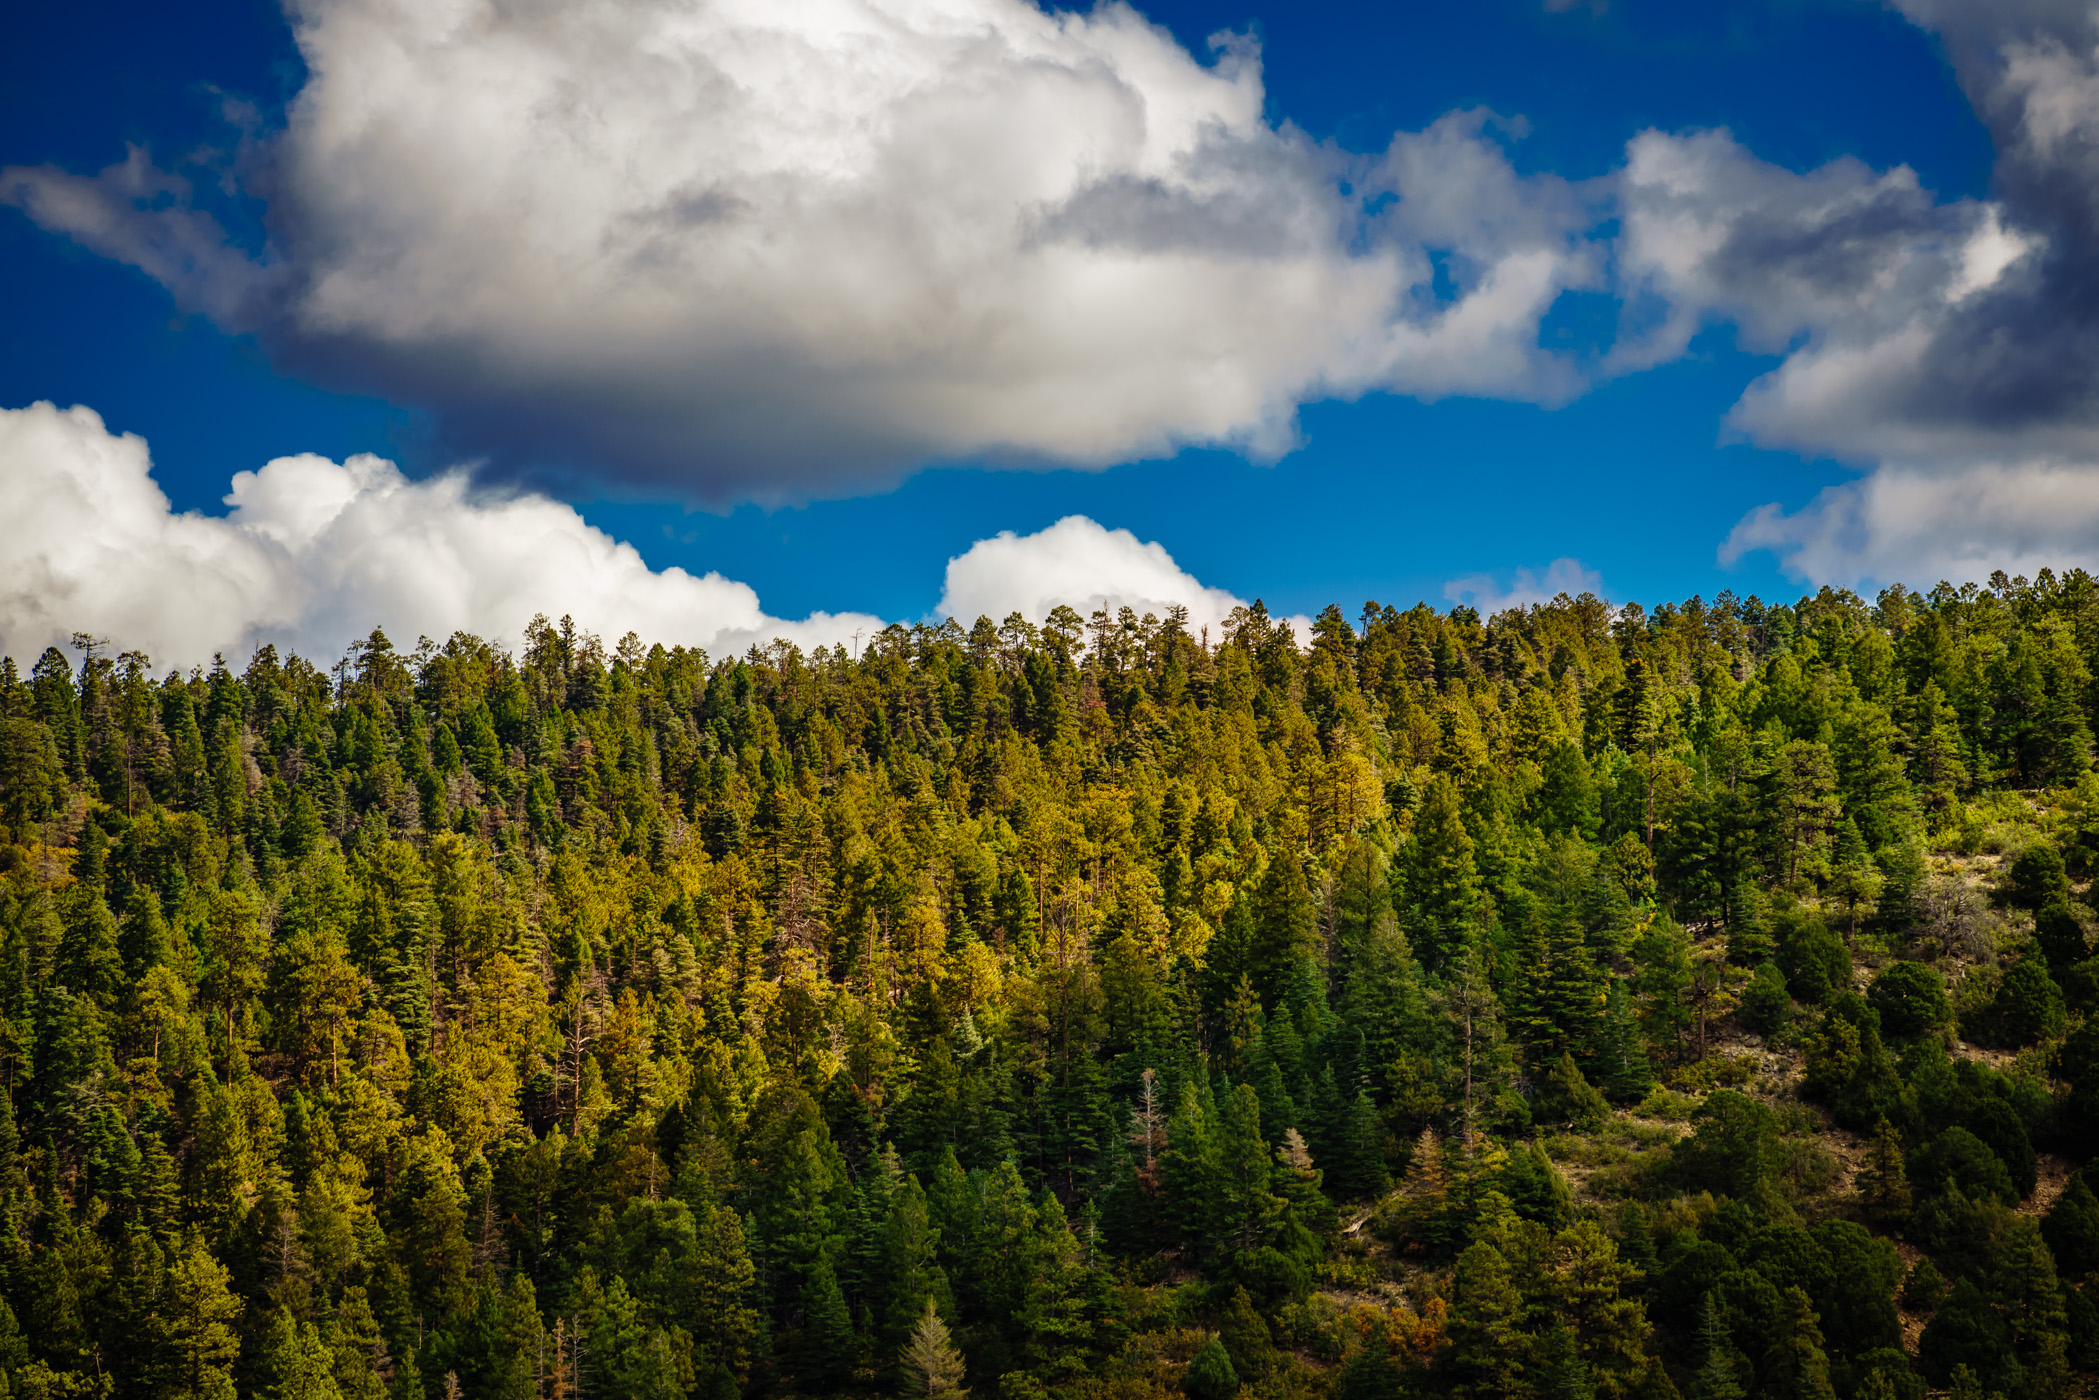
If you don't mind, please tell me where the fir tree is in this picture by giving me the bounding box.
[1185,1336,1240,1400]
[1762,1287,1838,1400]
[1690,1293,1746,1400]
[899,1300,966,1400]
[798,1255,857,1393]
[1858,1118,1913,1226]
[1327,1090,1388,1201]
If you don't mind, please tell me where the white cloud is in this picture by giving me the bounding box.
[0,402,880,668]
[1707,1,2099,586]
[1720,460,2099,589]
[16,0,2099,589]
[1442,557,1604,615]
[0,402,1288,671]
[935,515,1251,637]
[1612,129,2008,377]
[0,0,1600,500]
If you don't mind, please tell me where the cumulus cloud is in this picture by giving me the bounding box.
[17,0,2099,585]
[1442,558,1604,616]
[0,401,881,668]
[1721,459,2099,588]
[1612,130,2015,379]
[936,515,1251,636]
[0,0,1601,501]
[1690,1,2099,586]
[0,402,1290,671]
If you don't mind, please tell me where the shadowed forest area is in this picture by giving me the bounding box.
[5,576,2099,1400]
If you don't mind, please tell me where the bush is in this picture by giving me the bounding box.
[1185,1338,1239,1400]
[1960,1098,2037,1198]
[1671,1090,1780,1200]
[2042,1171,2099,1277]
[1906,1127,2017,1207]
[2004,842,2069,913]
[1775,906,1852,1004]
[2036,898,2092,970]
[2058,956,2099,1014]
[1901,1259,1946,1312]
[1742,961,1792,1035]
[1918,1279,2014,1389]
[1532,1052,1610,1130]
[1868,961,1951,1039]
[1967,956,2066,1048]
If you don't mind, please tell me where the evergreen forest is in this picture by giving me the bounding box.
[9,576,2099,1400]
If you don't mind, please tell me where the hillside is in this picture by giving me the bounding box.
[0,579,2097,1400]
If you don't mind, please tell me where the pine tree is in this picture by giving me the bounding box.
[1593,981,1656,1103]
[1857,1118,1913,1226]
[799,1254,857,1392]
[1327,1090,1388,1201]
[1689,1294,1746,1400]
[1164,1080,1222,1253]
[1761,1287,1838,1400]
[1536,1321,1596,1400]
[263,1310,344,1400]
[1217,1286,1277,1380]
[158,1232,243,1400]
[1402,774,1482,969]
[1215,1084,1283,1256]
[1447,1241,1527,1400]
[1396,1127,1450,1252]
[1185,1336,1240,1400]
[899,1300,966,1400]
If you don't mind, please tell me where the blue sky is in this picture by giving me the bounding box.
[2,0,2086,664]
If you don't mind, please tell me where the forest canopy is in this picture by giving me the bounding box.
[3,572,2099,1400]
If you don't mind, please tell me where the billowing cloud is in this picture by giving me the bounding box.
[16,0,2099,586]
[0,402,1287,670]
[0,401,881,668]
[1721,459,2099,588]
[1612,129,2019,382]
[1695,1,2099,585]
[1442,558,1604,615]
[936,515,1251,637]
[0,0,1600,501]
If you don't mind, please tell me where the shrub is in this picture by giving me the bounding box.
[1868,961,1950,1039]
[1906,1127,2017,1207]
[1743,961,1792,1035]
[2004,842,2069,913]
[1775,906,1852,1004]
[1901,1258,1946,1312]
[2036,898,2092,970]
[1184,1337,1239,1400]
[1532,1052,1610,1130]
[1968,957,2066,1048]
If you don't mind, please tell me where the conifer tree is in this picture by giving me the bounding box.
[1533,1052,1610,1130]
[1690,1294,1746,1400]
[1327,1090,1388,1201]
[900,1300,967,1400]
[2043,1172,2099,1278]
[158,1232,244,1400]
[1217,1286,1278,1380]
[1403,775,1483,969]
[1858,1119,1913,1226]
[1447,1239,1527,1397]
[263,1311,344,1400]
[1185,1336,1240,1400]
[1762,1288,1838,1400]
[799,1255,857,1393]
